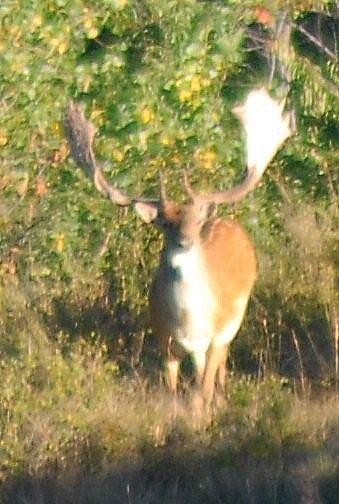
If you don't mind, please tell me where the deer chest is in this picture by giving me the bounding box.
[167,246,216,354]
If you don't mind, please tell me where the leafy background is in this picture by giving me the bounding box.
[0,0,338,502]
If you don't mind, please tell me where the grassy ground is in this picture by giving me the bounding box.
[1,340,339,503]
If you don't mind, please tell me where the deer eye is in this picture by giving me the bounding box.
[159,218,173,230]
[163,221,175,230]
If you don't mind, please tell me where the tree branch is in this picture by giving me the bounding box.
[294,22,337,61]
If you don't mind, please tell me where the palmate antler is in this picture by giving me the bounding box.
[65,89,292,209]
[65,101,131,206]
[194,88,292,205]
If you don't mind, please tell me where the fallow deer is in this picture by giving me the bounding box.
[66,89,291,405]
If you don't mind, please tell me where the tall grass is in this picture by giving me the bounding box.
[1,340,339,503]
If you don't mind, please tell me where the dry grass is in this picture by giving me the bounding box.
[1,341,339,503]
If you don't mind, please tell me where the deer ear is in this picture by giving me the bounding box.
[232,104,246,121]
[201,201,217,220]
[134,202,159,223]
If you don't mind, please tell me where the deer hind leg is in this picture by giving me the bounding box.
[217,345,229,392]
[201,345,225,405]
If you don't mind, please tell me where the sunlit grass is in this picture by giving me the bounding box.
[1,340,339,502]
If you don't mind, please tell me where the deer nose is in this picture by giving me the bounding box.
[178,237,193,250]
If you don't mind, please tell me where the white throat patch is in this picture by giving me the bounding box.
[169,246,215,355]
[168,246,250,357]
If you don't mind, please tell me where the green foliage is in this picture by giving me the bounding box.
[0,0,337,496]
[0,339,119,475]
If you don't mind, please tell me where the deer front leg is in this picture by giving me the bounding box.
[162,337,185,394]
[164,358,180,393]
[202,345,225,405]
[193,351,206,387]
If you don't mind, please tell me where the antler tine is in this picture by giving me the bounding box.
[196,89,292,206]
[183,168,195,201]
[65,101,131,207]
[159,171,167,206]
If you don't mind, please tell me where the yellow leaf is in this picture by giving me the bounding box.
[113,149,124,162]
[179,89,192,102]
[55,234,65,253]
[0,129,8,146]
[84,18,93,29]
[190,75,201,92]
[52,122,61,135]
[203,150,216,162]
[90,109,104,121]
[198,148,217,170]
[86,27,99,39]
[140,107,154,124]
[32,14,42,30]
[113,0,128,10]
[139,131,148,149]
[160,134,174,146]
[81,74,91,92]
[50,37,59,48]
[58,41,68,55]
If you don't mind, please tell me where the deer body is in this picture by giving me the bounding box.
[66,88,291,405]
[145,203,257,402]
